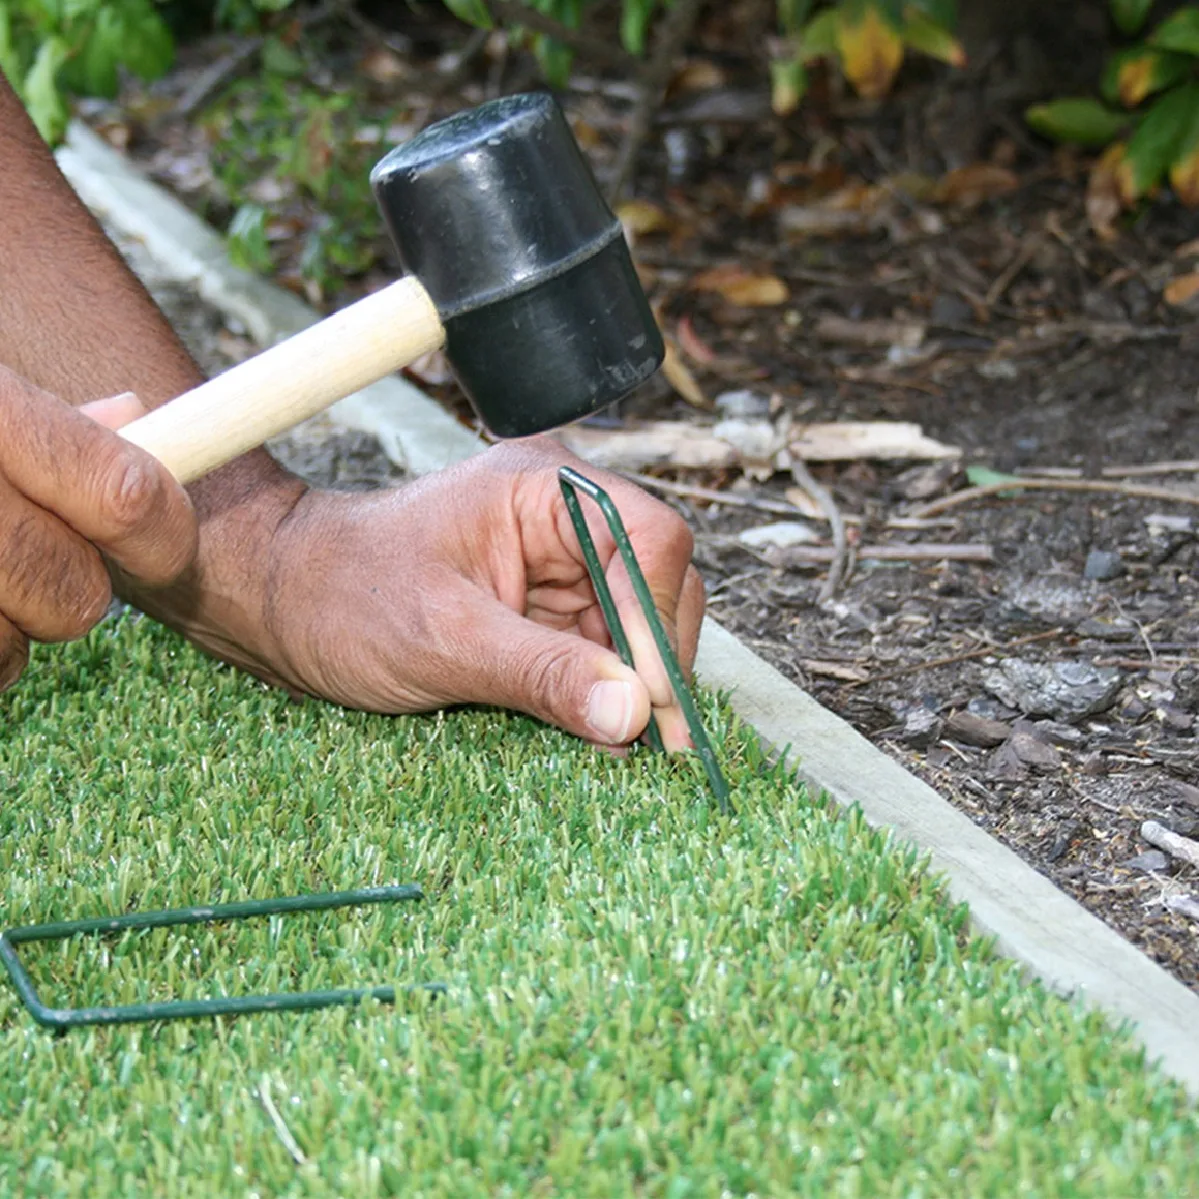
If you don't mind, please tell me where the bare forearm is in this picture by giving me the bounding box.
[0,80,304,665]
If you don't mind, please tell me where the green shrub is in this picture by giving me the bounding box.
[439,0,963,114]
[1027,1,1199,218]
[0,0,175,139]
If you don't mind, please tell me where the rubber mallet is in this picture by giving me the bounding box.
[118,92,664,484]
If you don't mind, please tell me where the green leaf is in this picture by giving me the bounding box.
[442,0,494,30]
[73,7,123,97]
[227,203,273,273]
[22,35,69,143]
[1110,0,1155,35]
[777,0,816,35]
[0,7,21,87]
[1119,80,1199,199]
[903,11,965,66]
[261,35,305,77]
[1025,96,1131,147]
[965,465,1021,487]
[797,7,838,61]
[1148,5,1199,55]
[770,56,808,115]
[120,4,174,80]
[620,0,656,56]
[1168,93,1199,204]
[904,0,957,27]
[1102,47,1192,108]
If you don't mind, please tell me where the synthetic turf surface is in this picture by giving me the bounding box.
[1,617,1195,1196]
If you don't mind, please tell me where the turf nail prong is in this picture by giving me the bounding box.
[1,885,443,1029]
[557,466,731,813]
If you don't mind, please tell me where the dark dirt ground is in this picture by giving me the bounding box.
[81,2,1199,992]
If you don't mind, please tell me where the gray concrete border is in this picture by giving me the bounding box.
[56,121,1199,1098]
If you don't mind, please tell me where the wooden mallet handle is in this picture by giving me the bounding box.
[119,276,445,485]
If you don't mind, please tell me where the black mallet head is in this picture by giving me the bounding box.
[370,92,664,439]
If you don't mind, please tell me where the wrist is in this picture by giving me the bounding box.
[114,449,311,687]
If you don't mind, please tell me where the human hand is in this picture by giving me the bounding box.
[254,437,704,750]
[0,368,198,691]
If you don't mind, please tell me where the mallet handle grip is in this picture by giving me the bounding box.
[119,276,445,485]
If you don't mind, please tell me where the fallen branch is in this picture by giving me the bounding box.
[912,477,1199,519]
[1142,820,1199,870]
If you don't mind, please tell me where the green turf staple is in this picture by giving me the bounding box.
[1,886,444,1029]
[558,466,732,812]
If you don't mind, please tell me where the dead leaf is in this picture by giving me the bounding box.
[616,199,672,236]
[691,265,790,307]
[835,4,904,101]
[406,348,455,386]
[676,314,718,365]
[1087,142,1126,242]
[669,59,727,95]
[801,659,870,683]
[789,421,959,461]
[661,340,711,409]
[1164,272,1199,307]
[783,485,827,519]
[360,45,408,84]
[931,164,1019,209]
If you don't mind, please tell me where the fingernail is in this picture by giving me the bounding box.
[587,680,637,744]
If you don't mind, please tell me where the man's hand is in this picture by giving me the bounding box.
[0,368,197,691]
[252,438,704,750]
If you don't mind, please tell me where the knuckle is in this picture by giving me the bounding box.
[100,455,163,536]
[65,563,114,639]
[519,639,578,722]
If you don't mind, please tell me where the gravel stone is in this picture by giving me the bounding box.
[981,658,1124,723]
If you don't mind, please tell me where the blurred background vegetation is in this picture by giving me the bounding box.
[5,1,1199,284]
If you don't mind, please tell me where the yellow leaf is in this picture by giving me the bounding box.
[1164,271,1199,305]
[691,265,791,307]
[661,340,711,409]
[836,4,904,101]
[616,199,672,236]
[1117,55,1157,108]
[1086,141,1126,241]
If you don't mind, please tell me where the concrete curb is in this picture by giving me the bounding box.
[58,122,1199,1098]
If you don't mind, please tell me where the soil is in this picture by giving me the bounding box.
[80,2,1199,991]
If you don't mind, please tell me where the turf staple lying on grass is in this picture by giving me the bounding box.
[1,617,1197,1197]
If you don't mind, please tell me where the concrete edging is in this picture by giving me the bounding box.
[57,121,1199,1099]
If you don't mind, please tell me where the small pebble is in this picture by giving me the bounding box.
[987,741,1026,780]
[1172,665,1199,713]
[1121,849,1169,874]
[900,708,943,749]
[1083,549,1123,581]
[1074,617,1135,641]
[1159,705,1195,734]
[738,521,819,550]
[1009,731,1062,770]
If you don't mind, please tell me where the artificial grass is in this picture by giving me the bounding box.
[0,616,1195,1197]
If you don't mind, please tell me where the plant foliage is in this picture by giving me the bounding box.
[1027,0,1199,218]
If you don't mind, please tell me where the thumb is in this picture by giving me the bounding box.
[467,604,652,746]
[77,390,148,431]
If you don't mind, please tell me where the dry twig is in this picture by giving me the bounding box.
[257,1076,307,1166]
[911,477,1199,519]
[843,628,1065,689]
[790,460,849,603]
